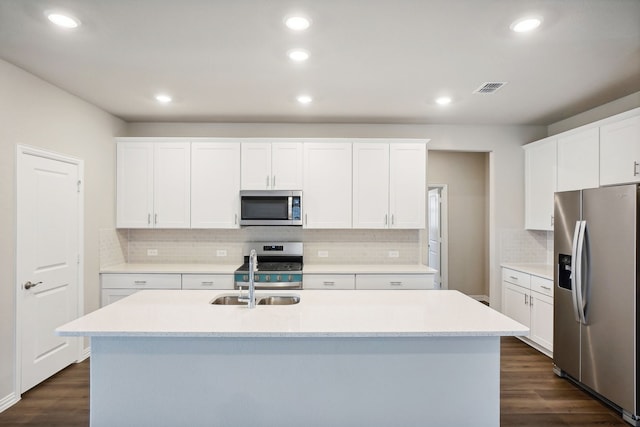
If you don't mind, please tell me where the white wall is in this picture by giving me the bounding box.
[0,59,124,404]
[125,122,548,309]
[428,151,488,297]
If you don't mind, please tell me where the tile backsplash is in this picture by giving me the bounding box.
[101,228,421,266]
[500,229,552,264]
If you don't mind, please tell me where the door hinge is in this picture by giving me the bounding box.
[77,180,81,193]
[77,254,81,264]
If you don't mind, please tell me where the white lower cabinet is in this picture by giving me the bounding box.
[101,273,182,307]
[501,268,553,355]
[355,274,435,290]
[181,274,234,290]
[303,274,355,290]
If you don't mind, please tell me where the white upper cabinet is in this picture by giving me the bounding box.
[353,143,390,228]
[303,142,352,228]
[524,137,557,231]
[389,143,426,229]
[556,128,599,191]
[117,141,190,228]
[600,115,640,186]
[191,142,240,229]
[353,142,426,229]
[241,141,303,190]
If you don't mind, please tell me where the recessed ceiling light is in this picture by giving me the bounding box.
[155,94,172,104]
[285,16,311,31]
[435,96,452,106]
[296,95,312,104]
[510,17,542,33]
[288,49,310,62]
[47,13,80,29]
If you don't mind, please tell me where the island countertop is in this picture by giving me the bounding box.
[57,289,527,338]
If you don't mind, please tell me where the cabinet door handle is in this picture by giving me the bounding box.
[201,281,214,286]
[272,175,276,188]
[390,281,403,286]
[134,280,147,285]
[266,176,270,188]
[305,214,308,226]
[524,294,528,305]
[634,161,639,177]
[384,214,388,225]
[154,213,158,224]
[323,281,335,286]
[148,213,151,225]
[235,214,238,225]
[391,214,395,225]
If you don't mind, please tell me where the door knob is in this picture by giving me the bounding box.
[24,281,42,290]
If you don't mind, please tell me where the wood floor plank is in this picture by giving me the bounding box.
[0,337,630,426]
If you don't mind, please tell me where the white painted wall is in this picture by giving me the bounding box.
[0,59,124,404]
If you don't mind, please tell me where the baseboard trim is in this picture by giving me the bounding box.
[78,346,91,362]
[0,392,19,414]
[469,294,490,303]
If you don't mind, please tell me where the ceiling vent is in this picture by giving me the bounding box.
[473,82,507,94]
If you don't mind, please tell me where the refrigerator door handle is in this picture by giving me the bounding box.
[575,220,588,324]
[570,221,582,323]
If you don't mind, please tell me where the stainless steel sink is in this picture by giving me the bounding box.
[257,295,300,305]
[211,294,300,306]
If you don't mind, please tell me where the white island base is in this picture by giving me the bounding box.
[92,335,499,426]
[58,290,527,427]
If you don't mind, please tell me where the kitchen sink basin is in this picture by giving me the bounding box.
[210,294,300,306]
[257,295,300,305]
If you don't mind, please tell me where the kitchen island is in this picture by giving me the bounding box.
[57,289,527,427]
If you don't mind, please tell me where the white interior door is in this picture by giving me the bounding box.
[428,188,442,288]
[17,147,82,393]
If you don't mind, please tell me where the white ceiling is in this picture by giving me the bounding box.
[1,0,639,125]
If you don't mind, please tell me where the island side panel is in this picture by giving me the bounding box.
[90,336,500,427]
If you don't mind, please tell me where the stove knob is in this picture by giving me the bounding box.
[243,275,249,281]
[266,275,271,282]
[288,275,293,281]
[276,275,281,281]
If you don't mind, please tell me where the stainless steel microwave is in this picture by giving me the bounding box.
[239,190,302,226]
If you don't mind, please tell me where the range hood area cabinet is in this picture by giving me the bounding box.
[523,108,640,231]
[115,138,428,230]
[240,141,303,190]
[353,142,426,229]
[116,141,191,229]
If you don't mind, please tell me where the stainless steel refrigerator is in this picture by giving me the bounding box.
[554,184,639,426]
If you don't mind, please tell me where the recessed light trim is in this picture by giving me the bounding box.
[47,12,80,29]
[435,96,452,106]
[155,94,172,104]
[510,17,542,33]
[288,49,310,62]
[285,16,311,31]
[296,95,313,104]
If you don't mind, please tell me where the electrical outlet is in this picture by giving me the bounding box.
[147,249,158,256]
[388,250,400,258]
[318,250,329,258]
[216,249,227,257]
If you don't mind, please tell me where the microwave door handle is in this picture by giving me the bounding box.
[570,221,581,323]
[288,196,293,220]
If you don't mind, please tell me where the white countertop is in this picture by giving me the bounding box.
[100,263,437,275]
[501,263,553,280]
[57,289,527,338]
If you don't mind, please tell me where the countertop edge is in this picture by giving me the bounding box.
[501,263,553,280]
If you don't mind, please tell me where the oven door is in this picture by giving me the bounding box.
[239,190,302,226]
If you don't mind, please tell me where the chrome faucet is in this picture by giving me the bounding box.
[239,249,258,308]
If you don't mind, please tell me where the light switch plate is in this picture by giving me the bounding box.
[216,249,227,257]
[318,250,329,258]
[388,250,400,258]
[147,249,158,256]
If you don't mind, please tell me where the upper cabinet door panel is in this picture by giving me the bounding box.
[389,143,426,229]
[241,143,272,190]
[153,143,191,228]
[191,142,240,229]
[271,142,303,190]
[353,143,389,229]
[557,128,599,191]
[303,142,352,229]
[116,143,154,228]
[524,138,557,231]
[600,115,640,186]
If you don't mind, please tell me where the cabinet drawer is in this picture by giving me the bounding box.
[502,269,531,288]
[304,274,355,290]
[101,274,182,289]
[355,274,434,290]
[531,275,553,297]
[182,274,234,290]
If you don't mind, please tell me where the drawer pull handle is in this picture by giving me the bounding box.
[390,281,403,286]
[134,281,147,285]
[201,281,214,285]
[540,285,551,291]
[323,281,335,286]
[509,276,518,280]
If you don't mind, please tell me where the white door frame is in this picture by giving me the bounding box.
[15,145,84,396]
[427,184,448,290]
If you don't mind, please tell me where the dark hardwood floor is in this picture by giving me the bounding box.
[0,337,628,426]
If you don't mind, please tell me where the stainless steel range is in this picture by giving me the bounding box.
[234,242,303,290]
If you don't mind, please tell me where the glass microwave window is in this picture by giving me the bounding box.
[241,197,288,220]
